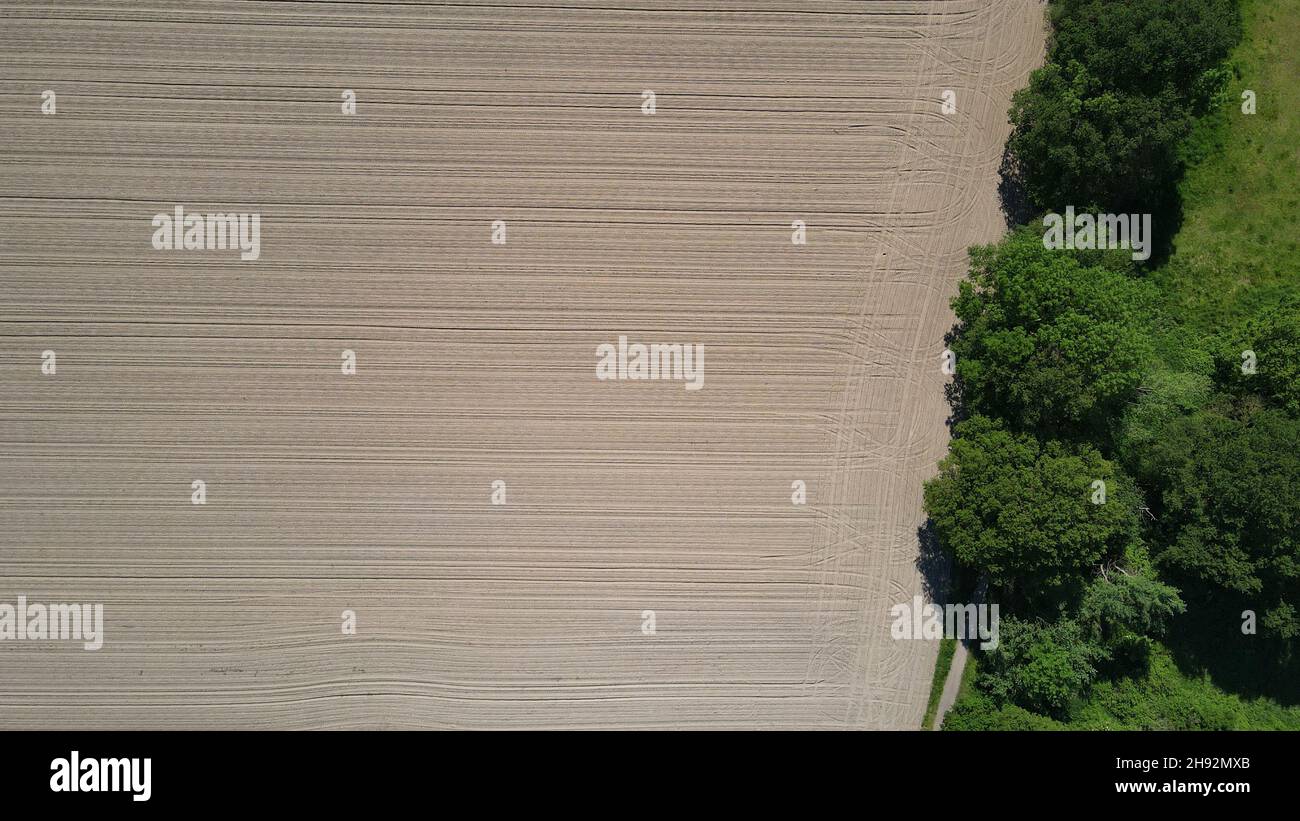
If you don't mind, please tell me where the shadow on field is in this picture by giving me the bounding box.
[997,145,1035,229]
[916,520,958,605]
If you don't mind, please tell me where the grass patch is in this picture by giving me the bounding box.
[946,644,1300,730]
[930,644,977,727]
[922,638,957,729]
[958,649,978,700]
[1069,645,1300,729]
[1154,0,1300,328]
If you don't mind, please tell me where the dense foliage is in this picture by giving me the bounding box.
[950,227,1155,436]
[1008,67,1192,214]
[925,416,1138,602]
[1008,0,1241,214]
[1217,300,1300,416]
[1140,406,1300,641]
[1049,0,1242,103]
[977,617,1105,715]
[931,0,1300,729]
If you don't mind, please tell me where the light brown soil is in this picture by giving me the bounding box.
[0,0,1044,729]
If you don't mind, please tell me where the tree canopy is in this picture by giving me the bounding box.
[1009,65,1192,213]
[1217,299,1300,417]
[950,227,1156,437]
[1008,0,1241,215]
[924,415,1140,603]
[1140,405,1300,642]
[977,617,1105,716]
[1049,0,1242,105]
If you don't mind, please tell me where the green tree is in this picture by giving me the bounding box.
[951,227,1156,437]
[1117,367,1213,476]
[1050,0,1242,106]
[1142,405,1300,643]
[1078,572,1185,664]
[924,415,1140,604]
[1006,0,1241,214]
[977,617,1106,716]
[1218,300,1300,417]
[1008,63,1193,213]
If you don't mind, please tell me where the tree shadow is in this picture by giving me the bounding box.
[915,519,953,604]
[1144,182,1184,267]
[997,144,1036,229]
[1165,596,1300,706]
[941,323,969,432]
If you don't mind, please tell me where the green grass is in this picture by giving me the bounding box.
[946,644,1300,730]
[958,649,978,699]
[1069,646,1300,730]
[1153,0,1300,328]
[922,638,957,729]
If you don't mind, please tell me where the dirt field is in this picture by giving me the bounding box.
[0,0,1043,729]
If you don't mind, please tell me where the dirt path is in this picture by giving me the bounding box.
[0,1,1044,729]
[932,641,969,730]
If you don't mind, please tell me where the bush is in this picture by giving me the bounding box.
[976,617,1105,716]
[1217,298,1300,417]
[943,689,1066,730]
